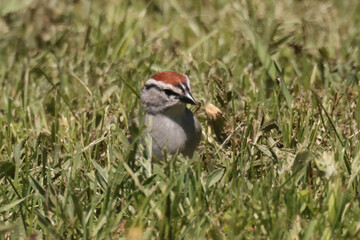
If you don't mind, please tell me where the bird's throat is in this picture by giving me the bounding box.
[162,103,187,117]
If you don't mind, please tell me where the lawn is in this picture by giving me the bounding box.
[1,0,360,239]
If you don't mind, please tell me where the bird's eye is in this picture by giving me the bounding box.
[164,89,178,97]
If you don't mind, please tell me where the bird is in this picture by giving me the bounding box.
[140,71,202,159]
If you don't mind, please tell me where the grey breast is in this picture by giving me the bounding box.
[146,108,201,159]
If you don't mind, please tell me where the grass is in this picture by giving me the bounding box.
[1,0,360,239]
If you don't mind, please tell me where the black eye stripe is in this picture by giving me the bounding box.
[164,89,179,96]
[145,84,159,90]
[145,84,180,97]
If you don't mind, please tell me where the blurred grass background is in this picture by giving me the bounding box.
[1,0,360,239]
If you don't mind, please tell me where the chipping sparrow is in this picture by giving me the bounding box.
[140,71,202,159]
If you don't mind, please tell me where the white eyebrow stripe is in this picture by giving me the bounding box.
[144,78,183,94]
[179,82,189,93]
[183,74,191,90]
[145,78,173,88]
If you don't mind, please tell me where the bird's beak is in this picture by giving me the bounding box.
[181,91,197,105]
